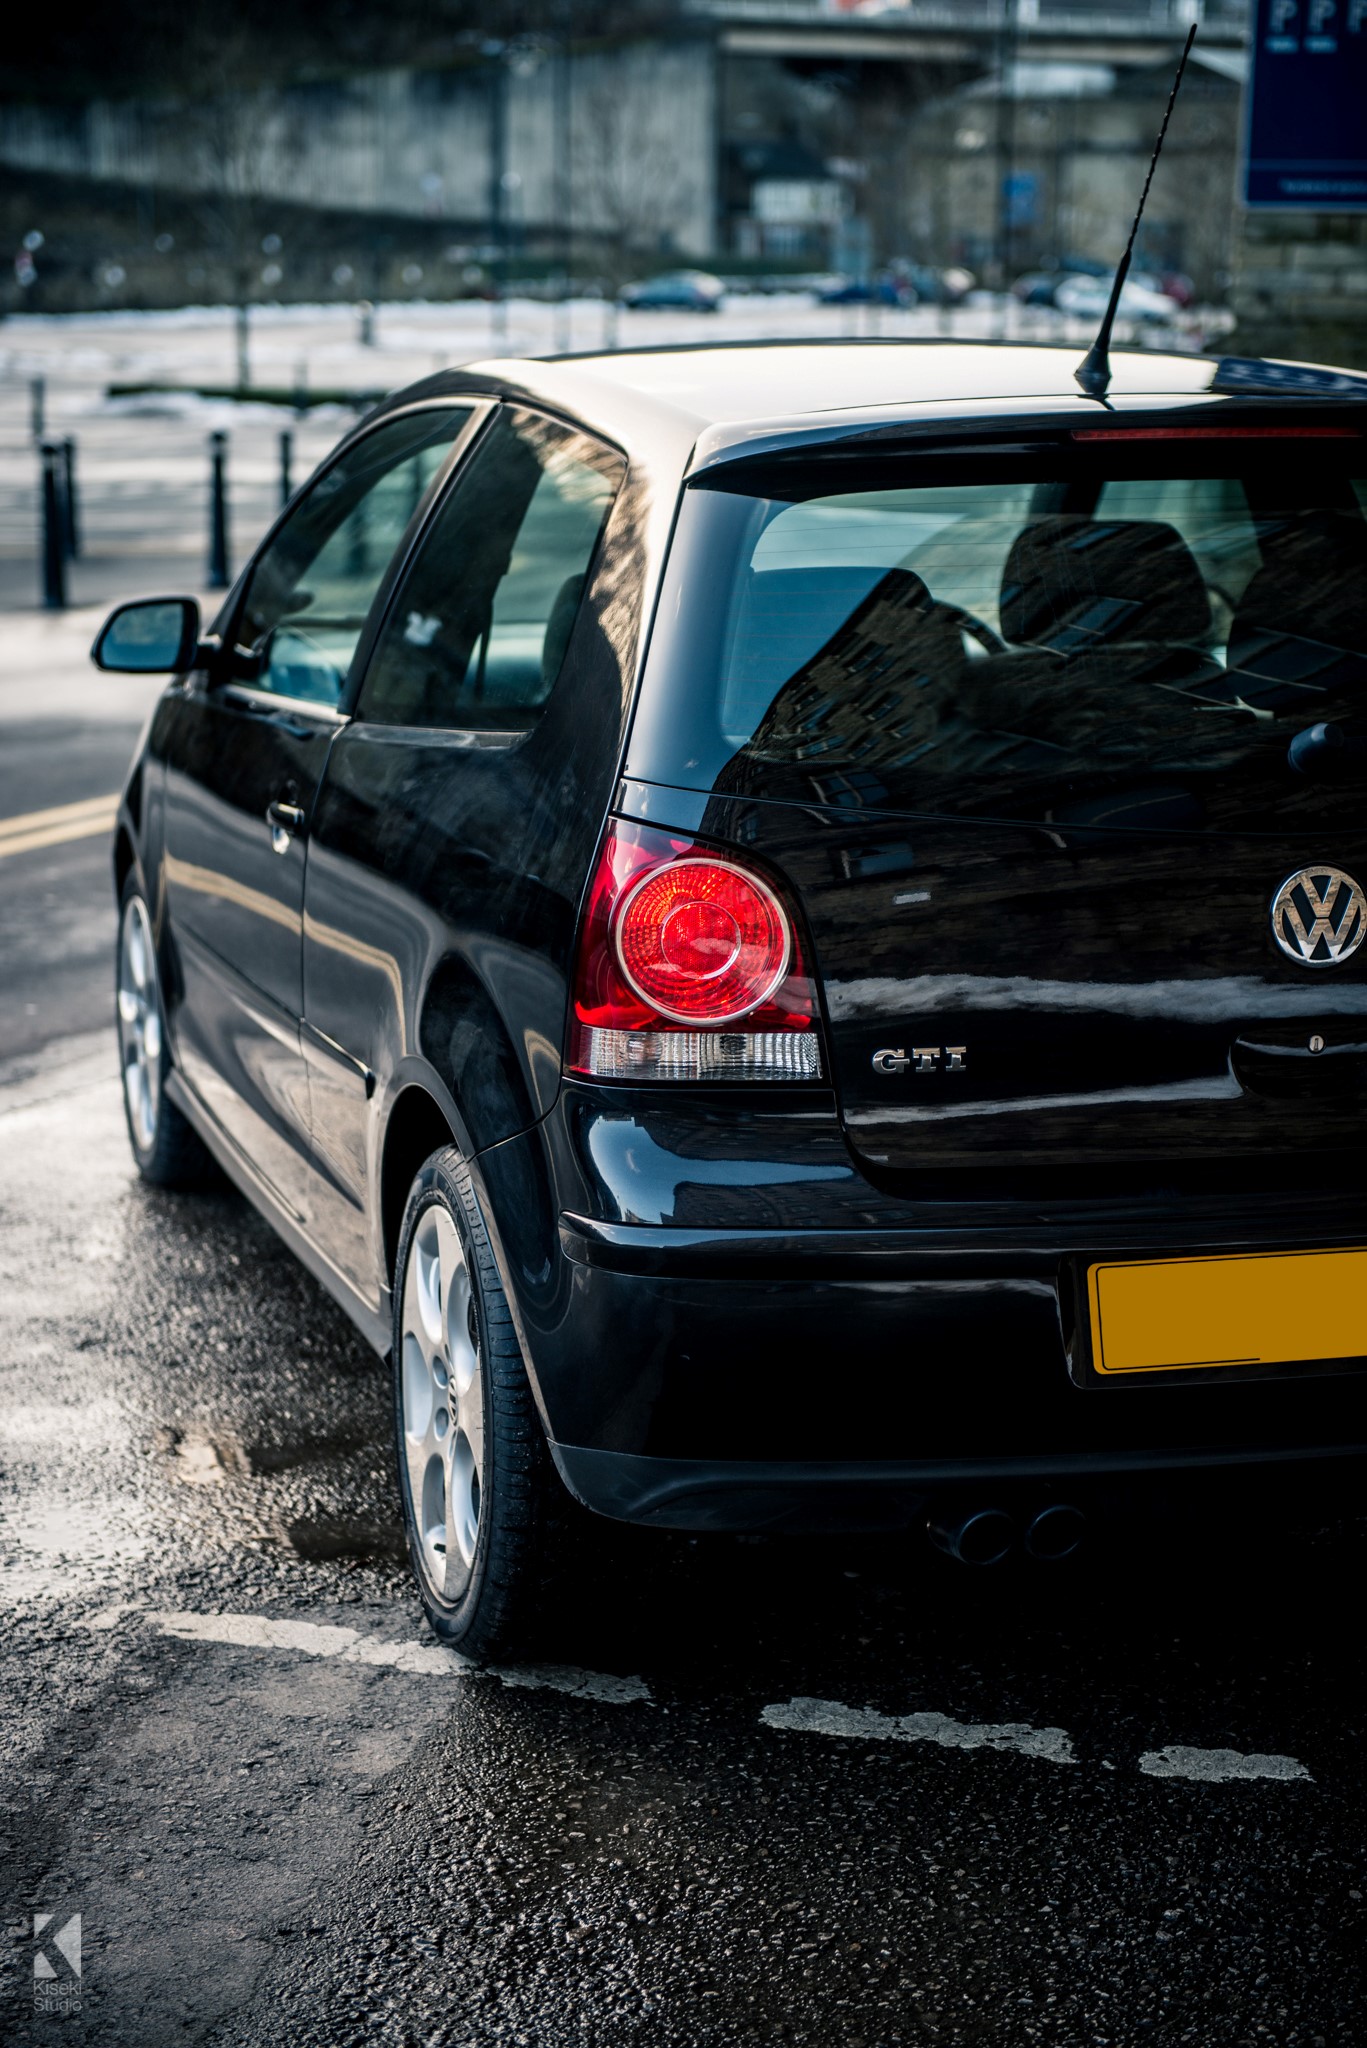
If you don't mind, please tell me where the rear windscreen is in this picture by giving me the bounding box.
[627,444,1367,825]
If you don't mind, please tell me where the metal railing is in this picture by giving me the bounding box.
[686,0,1247,37]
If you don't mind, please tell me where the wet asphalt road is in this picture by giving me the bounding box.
[3,636,1367,2047]
[0,612,165,1068]
[4,1060,1367,2048]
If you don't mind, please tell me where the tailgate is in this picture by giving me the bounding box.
[624,421,1367,1183]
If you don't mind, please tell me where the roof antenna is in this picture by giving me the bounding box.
[1074,23,1197,401]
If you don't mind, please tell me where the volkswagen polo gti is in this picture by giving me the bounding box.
[94,342,1367,1650]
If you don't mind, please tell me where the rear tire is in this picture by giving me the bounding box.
[392,1145,556,1659]
[116,877,215,1189]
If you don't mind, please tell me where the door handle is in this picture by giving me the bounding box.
[266,799,306,854]
[1231,1033,1367,1100]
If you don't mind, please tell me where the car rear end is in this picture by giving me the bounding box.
[540,395,1367,1537]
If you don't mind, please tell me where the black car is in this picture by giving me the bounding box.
[95,341,1367,1653]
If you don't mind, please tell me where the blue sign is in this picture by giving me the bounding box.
[1243,0,1367,210]
[1003,173,1038,228]
[1213,355,1367,394]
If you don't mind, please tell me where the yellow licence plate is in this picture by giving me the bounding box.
[1086,1247,1367,1377]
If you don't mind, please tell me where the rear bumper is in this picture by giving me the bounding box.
[549,1439,1367,1533]
[530,1211,1367,1491]
[476,1092,1367,1527]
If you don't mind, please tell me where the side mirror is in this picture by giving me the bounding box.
[91,597,202,675]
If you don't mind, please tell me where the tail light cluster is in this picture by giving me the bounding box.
[566,821,823,1082]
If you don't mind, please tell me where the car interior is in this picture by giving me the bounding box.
[717,471,1367,801]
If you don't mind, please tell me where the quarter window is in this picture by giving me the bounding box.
[358,409,622,732]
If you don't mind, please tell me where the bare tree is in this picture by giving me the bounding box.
[184,59,299,389]
[575,56,699,314]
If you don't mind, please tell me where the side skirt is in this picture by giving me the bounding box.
[165,1068,392,1356]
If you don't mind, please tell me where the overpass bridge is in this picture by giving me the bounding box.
[688,0,1246,67]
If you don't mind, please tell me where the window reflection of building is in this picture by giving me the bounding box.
[738,567,963,796]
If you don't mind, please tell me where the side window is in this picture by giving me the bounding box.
[358,408,623,732]
[234,406,472,706]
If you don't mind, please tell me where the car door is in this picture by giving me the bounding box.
[161,402,475,1215]
[298,406,627,1300]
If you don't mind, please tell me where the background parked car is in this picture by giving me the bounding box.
[1012,269,1066,307]
[811,272,904,307]
[813,264,973,309]
[1052,272,1183,324]
[886,259,976,306]
[619,269,724,312]
[1012,263,1184,324]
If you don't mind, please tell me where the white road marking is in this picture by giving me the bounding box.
[84,1603,139,1632]
[1139,1745,1313,1784]
[85,1612,1313,1769]
[494,1662,651,1706]
[146,1610,651,1702]
[762,1695,1077,1765]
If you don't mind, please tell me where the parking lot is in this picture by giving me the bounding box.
[2,306,1365,2047]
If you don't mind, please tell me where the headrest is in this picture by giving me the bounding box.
[540,572,586,688]
[1229,513,1367,661]
[1000,516,1212,651]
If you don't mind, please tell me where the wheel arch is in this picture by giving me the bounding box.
[113,824,137,906]
[379,1083,460,1287]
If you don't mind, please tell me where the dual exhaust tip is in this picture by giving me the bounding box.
[928,1503,1085,1567]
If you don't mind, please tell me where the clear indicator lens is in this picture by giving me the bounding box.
[576,1027,822,1082]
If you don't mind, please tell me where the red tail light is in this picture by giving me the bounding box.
[567,821,823,1082]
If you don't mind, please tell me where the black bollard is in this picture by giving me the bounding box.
[40,442,67,610]
[61,437,80,559]
[279,427,293,509]
[30,376,45,444]
[208,430,231,590]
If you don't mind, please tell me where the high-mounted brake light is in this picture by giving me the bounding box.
[1072,425,1359,442]
[567,821,823,1082]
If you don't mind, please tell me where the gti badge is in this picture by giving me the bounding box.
[871,1046,967,1075]
[1270,867,1366,968]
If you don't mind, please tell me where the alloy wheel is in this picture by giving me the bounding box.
[399,1204,485,1603]
[117,895,162,1154]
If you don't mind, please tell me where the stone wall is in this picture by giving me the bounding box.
[0,41,719,263]
[1227,215,1367,369]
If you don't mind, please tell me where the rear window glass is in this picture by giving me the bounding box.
[628,447,1367,824]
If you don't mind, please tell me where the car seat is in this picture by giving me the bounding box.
[1224,511,1367,717]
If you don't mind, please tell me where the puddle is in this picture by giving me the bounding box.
[155,1425,251,1485]
[275,1514,407,1563]
[239,1423,381,1476]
